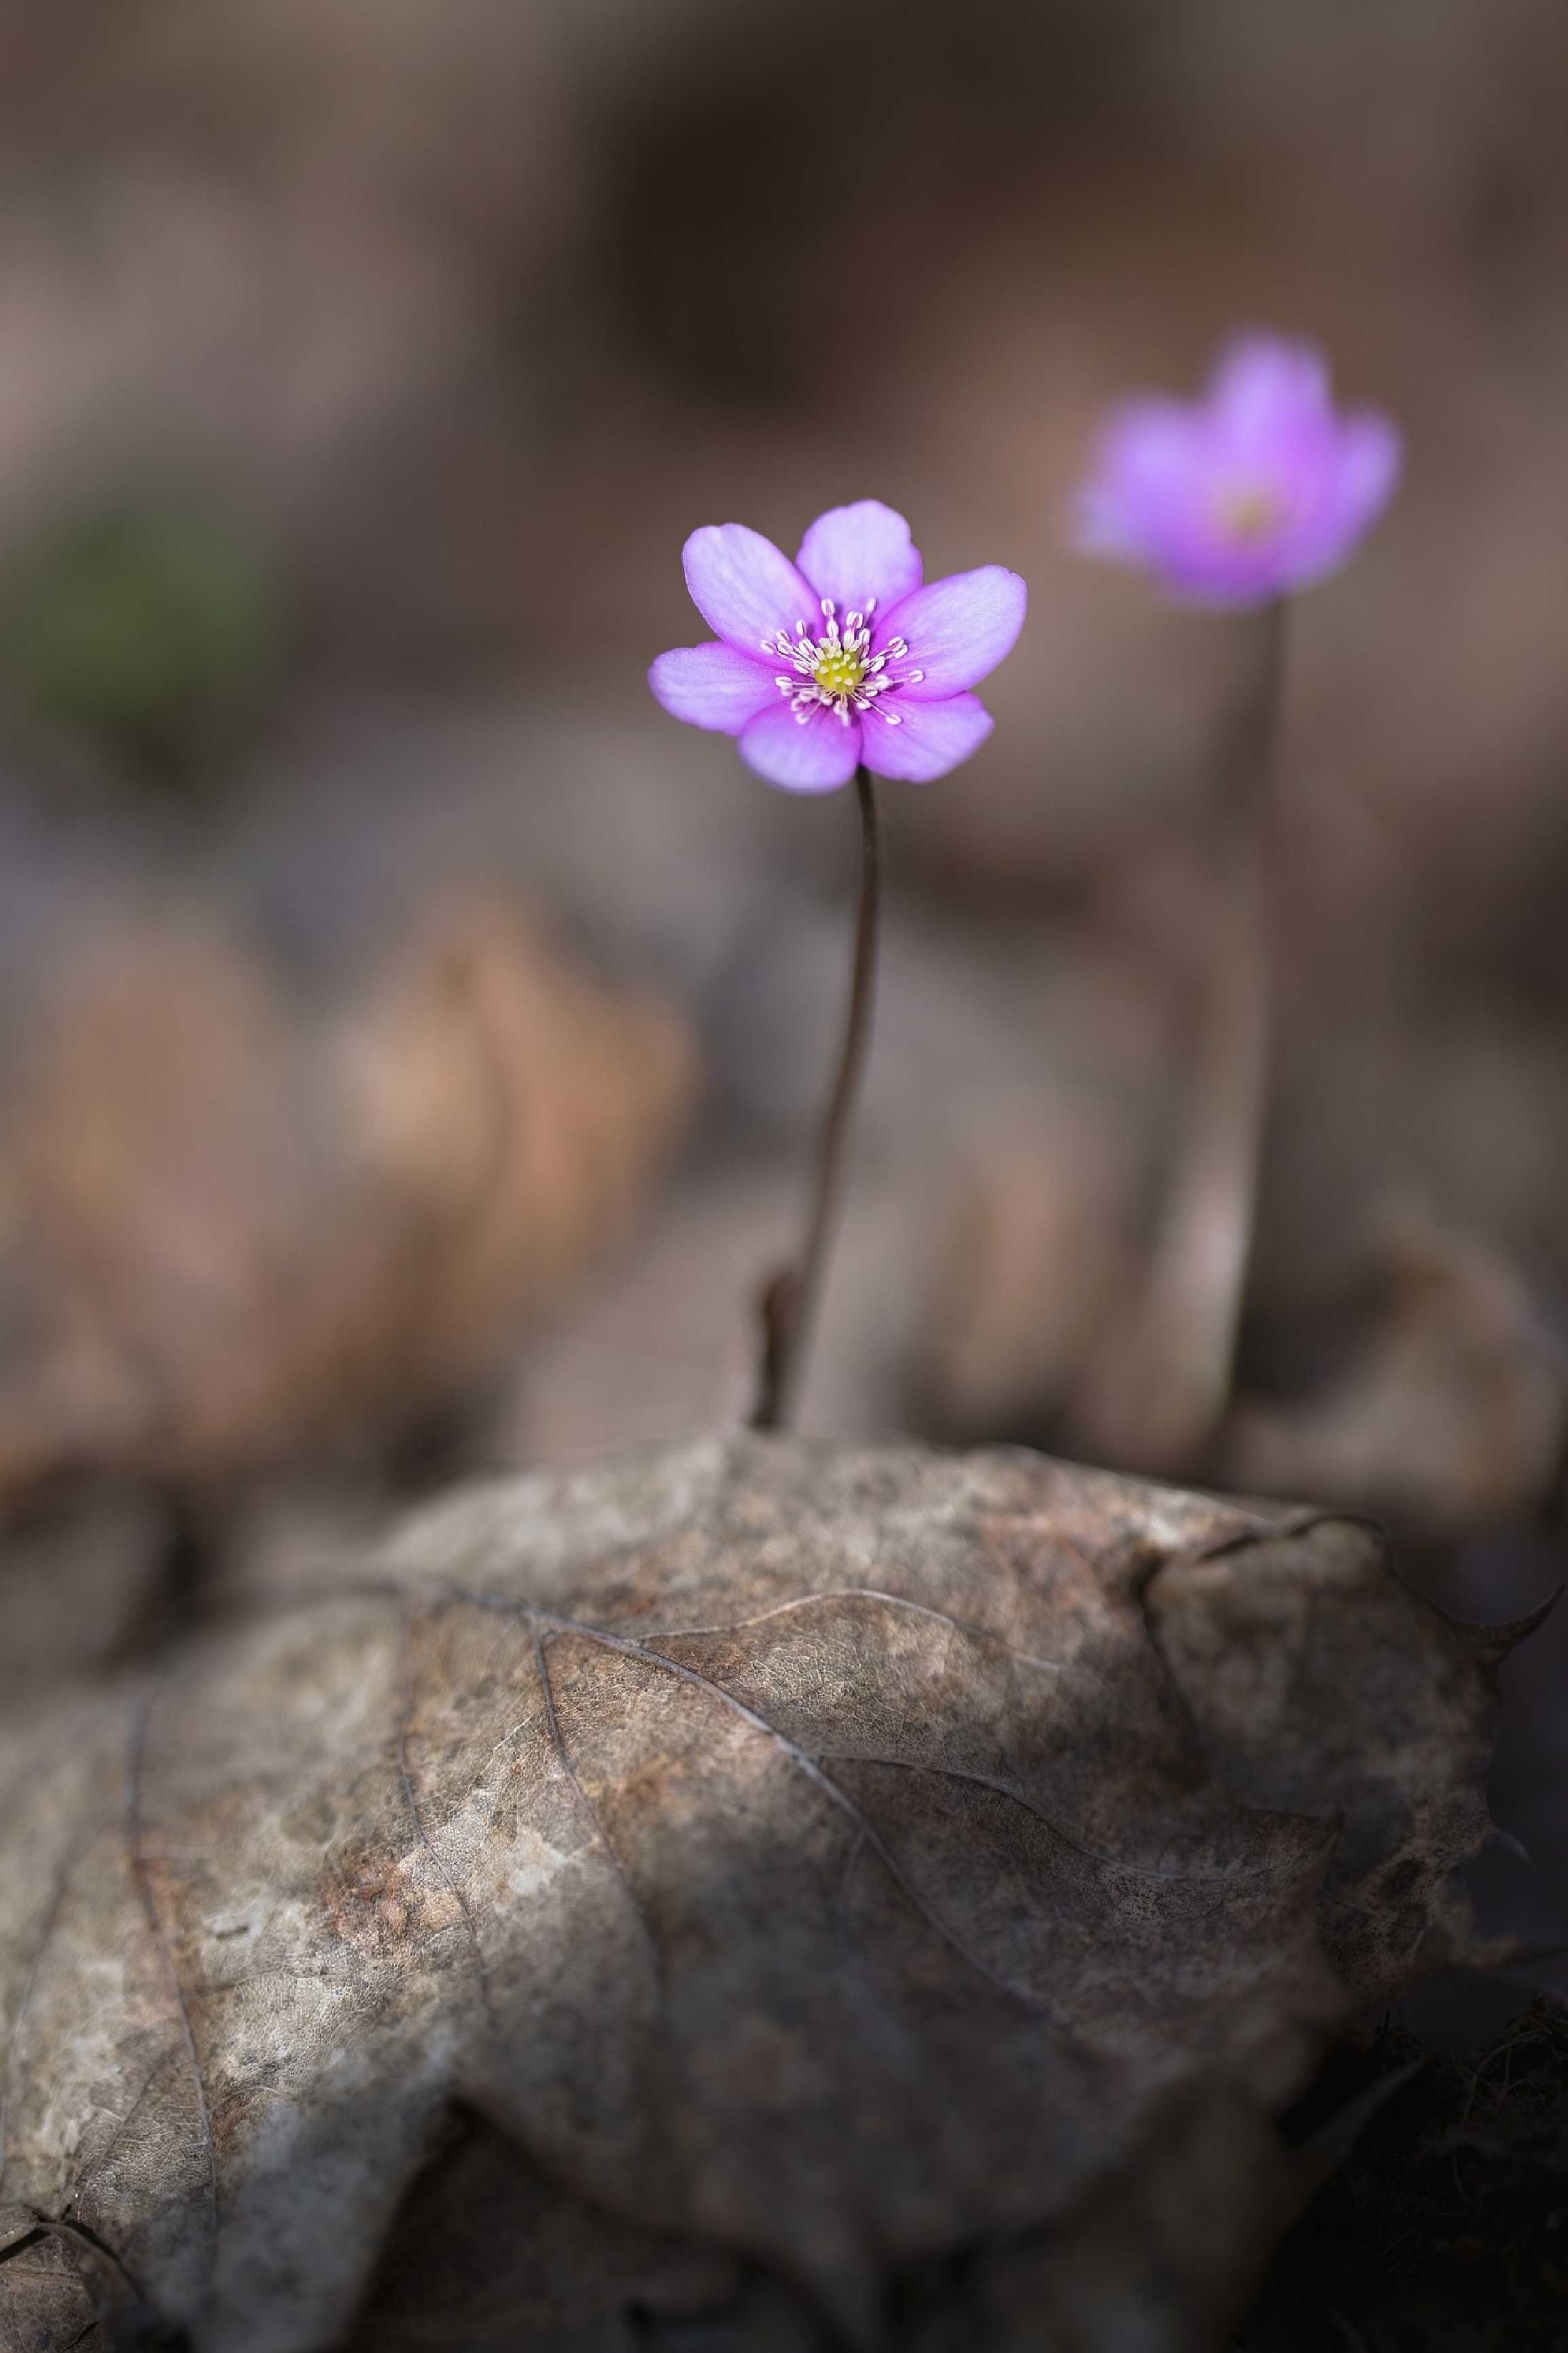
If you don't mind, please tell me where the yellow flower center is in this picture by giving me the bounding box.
[813,645,868,700]
[1215,480,1287,544]
[765,595,916,730]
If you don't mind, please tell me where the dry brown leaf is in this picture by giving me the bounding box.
[1224,1199,1567,1532]
[0,1434,1508,2352]
[0,896,696,1499]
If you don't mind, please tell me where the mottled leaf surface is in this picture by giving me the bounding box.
[0,1437,1502,2351]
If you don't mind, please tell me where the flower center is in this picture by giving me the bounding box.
[814,644,867,700]
[763,597,925,729]
[1215,480,1288,545]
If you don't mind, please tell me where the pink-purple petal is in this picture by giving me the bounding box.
[739,701,863,794]
[1097,400,1205,497]
[1331,410,1403,532]
[1073,335,1402,605]
[876,566,1027,699]
[1236,434,1398,597]
[1153,533,1295,607]
[860,693,994,783]
[682,524,819,654]
[1074,402,1206,562]
[1209,336,1332,448]
[796,500,923,614]
[647,641,777,734]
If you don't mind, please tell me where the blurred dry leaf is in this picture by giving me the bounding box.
[0,1487,173,1699]
[497,1160,937,1462]
[914,1065,1568,1540]
[915,1105,1143,1444]
[0,897,695,1499]
[1066,825,1272,1479]
[906,856,1264,1478]
[1224,1199,1568,1532]
[0,1435,1508,2352]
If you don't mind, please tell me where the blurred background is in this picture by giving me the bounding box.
[3,0,1568,1973]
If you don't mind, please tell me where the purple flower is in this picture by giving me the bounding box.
[1075,336,1402,607]
[648,501,1027,794]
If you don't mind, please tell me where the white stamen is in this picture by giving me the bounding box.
[766,580,921,724]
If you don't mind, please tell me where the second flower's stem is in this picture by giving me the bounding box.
[1143,597,1286,1461]
[751,762,881,1432]
[1079,600,1286,1471]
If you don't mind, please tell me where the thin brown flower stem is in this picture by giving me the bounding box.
[751,763,880,1432]
[1105,599,1287,1470]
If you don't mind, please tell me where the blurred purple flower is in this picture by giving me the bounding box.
[649,501,1027,794]
[1075,336,1402,606]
